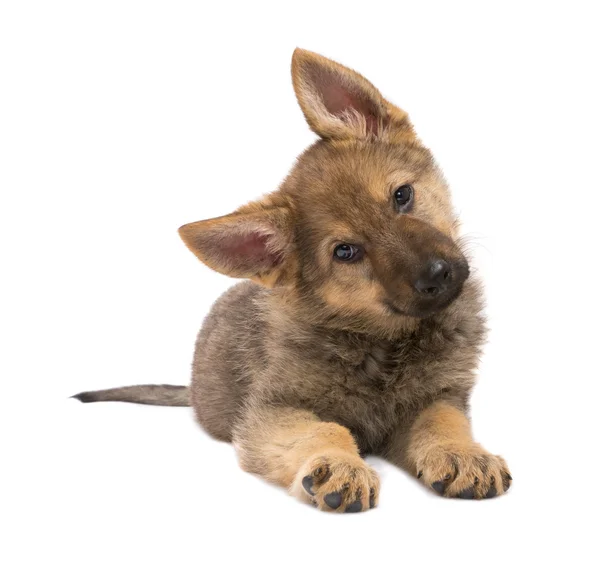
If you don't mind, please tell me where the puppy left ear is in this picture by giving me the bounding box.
[291,48,415,142]
[178,205,294,287]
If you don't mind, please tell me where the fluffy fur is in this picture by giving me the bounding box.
[75,49,511,511]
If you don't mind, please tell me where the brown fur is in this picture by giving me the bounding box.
[75,49,511,510]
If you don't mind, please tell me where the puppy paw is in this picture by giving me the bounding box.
[416,444,512,499]
[292,450,380,512]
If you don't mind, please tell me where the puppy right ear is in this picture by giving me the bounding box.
[291,48,415,142]
[178,206,294,287]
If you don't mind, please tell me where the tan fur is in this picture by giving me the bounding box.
[75,49,511,511]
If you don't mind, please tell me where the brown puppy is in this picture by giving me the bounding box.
[74,49,512,511]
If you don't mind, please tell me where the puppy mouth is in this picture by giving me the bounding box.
[384,281,466,319]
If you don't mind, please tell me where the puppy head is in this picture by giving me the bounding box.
[179,49,469,333]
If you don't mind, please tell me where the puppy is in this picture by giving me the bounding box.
[75,49,512,511]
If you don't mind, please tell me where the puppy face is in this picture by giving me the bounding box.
[287,141,468,327]
[179,49,469,332]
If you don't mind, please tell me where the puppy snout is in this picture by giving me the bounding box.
[414,259,453,296]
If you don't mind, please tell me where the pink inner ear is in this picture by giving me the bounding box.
[311,69,382,134]
[221,230,282,269]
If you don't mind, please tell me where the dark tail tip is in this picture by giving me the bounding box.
[70,392,96,403]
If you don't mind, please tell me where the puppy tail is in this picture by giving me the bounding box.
[71,384,190,407]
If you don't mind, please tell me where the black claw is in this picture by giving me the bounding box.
[369,488,376,509]
[324,492,343,510]
[506,473,513,481]
[456,486,475,499]
[485,484,497,499]
[345,500,362,513]
[302,475,315,495]
[432,481,446,495]
[417,470,423,479]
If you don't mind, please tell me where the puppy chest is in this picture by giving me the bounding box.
[280,347,445,433]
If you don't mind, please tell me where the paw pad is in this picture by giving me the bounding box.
[302,475,315,495]
[345,499,362,513]
[431,480,446,494]
[456,486,475,499]
[324,492,343,510]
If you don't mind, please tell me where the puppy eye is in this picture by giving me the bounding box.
[333,244,362,262]
[394,184,414,209]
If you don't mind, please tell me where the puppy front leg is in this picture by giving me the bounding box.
[387,401,512,499]
[233,407,379,512]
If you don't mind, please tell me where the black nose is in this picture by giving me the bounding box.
[414,260,452,296]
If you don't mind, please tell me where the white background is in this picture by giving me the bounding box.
[1,1,599,571]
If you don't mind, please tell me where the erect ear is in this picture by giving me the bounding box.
[291,48,415,142]
[178,206,294,287]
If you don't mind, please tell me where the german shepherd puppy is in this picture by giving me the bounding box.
[74,49,512,511]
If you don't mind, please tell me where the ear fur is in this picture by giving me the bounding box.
[178,206,293,287]
[291,48,415,142]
